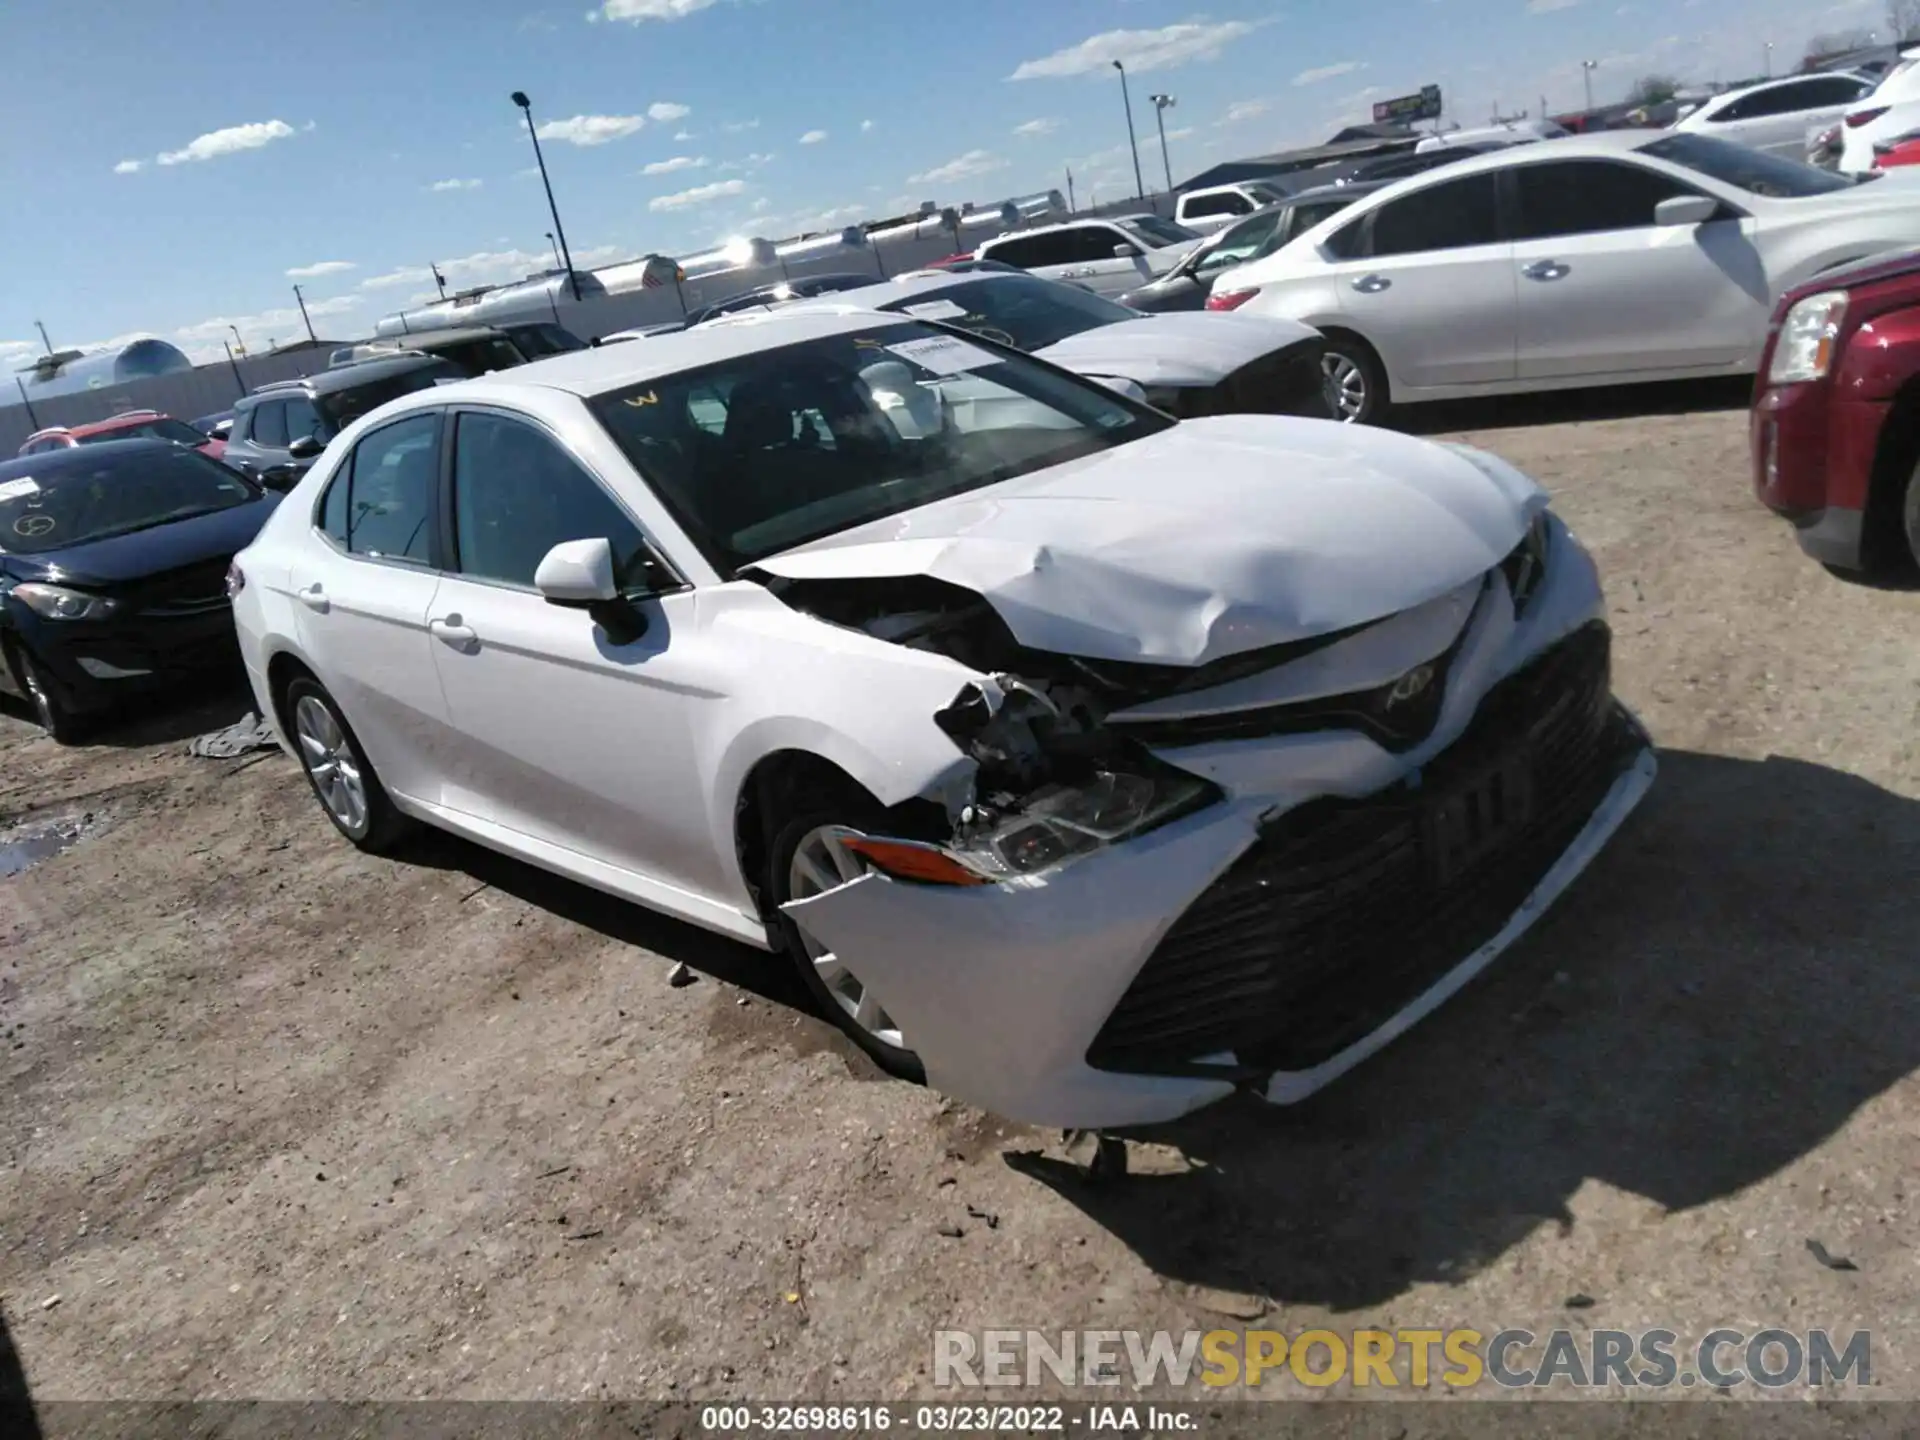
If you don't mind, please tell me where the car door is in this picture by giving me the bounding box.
[422,407,724,904]
[1047,226,1149,296]
[1324,171,1518,389]
[292,410,454,806]
[1508,157,1764,381]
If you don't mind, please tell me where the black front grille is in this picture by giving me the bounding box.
[1086,622,1638,1078]
[129,558,233,617]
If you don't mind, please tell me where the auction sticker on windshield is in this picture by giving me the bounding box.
[901,299,971,321]
[886,334,1002,375]
[0,477,41,503]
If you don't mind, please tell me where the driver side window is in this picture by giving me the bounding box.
[449,411,661,592]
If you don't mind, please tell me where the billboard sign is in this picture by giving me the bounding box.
[1373,84,1443,124]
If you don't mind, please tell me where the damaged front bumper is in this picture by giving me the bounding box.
[784,622,1656,1129]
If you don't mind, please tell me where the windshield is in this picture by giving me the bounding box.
[1246,184,1286,205]
[507,323,586,357]
[588,321,1169,575]
[318,363,462,430]
[85,417,208,447]
[879,275,1137,350]
[1117,215,1201,248]
[1642,133,1857,197]
[0,447,256,555]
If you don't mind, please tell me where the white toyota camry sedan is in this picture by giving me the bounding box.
[229,309,1656,1128]
[1211,131,1920,423]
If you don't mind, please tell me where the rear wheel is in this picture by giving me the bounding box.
[283,675,413,853]
[768,804,927,1083]
[1321,336,1387,425]
[1901,453,1920,570]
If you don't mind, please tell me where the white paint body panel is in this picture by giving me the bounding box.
[1673,74,1874,161]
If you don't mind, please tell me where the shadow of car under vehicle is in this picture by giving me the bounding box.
[0,1304,42,1440]
[1396,377,1752,436]
[0,671,257,750]
[1004,748,1920,1311]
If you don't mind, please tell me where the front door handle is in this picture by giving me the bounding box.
[1523,260,1572,282]
[296,583,328,613]
[1352,274,1392,294]
[429,616,479,650]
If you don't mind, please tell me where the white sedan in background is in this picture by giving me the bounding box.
[1670,72,1876,160]
[1211,132,1920,423]
[779,269,1333,418]
[1840,47,1920,173]
[228,309,1652,1127]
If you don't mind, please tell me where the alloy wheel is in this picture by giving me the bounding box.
[786,825,907,1051]
[294,694,368,834]
[1322,352,1369,423]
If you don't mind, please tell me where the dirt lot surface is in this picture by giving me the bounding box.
[4,383,1919,1411]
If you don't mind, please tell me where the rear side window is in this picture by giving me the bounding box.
[282,396,325,444]
[1184,192,1249,220]
[250,401,289,449]
[1513,160,1696,240]
[982,232,1076,268]
[328,412,441,563]
[1368,173,1502,257]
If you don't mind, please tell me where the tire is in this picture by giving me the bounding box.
[766,801,927,1084]
[1320,335,1388,425]
[282,675,413,853]
[9,641,85,744]
[1901,453,1920,571]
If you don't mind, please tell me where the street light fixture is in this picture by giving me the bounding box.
[228,324,247,359]
[545,231,563,271]
[291,285,317,344]
[1148,94,1177,195]
[1111,59,1146,202]
[510,90,582,302]
[1763,41,1774,78]
[1581,59,1599,113]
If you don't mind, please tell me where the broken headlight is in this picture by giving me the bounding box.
[1501,511,1552,614]
[952,766,1222,879]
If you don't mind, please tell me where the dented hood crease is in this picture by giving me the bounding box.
[747,416,1543,667]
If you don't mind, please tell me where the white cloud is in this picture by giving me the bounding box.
[112,158,143,174]
[642,154,708,174]
[1528,0,1580,11]
[1292,61,1365,86]
[648,101,691,122]
[598,0,720,18]
[286,260,356,279]
[674,129,695,140]
[1220,99,1269,124]
[860,119,874,132]
[799,128,828,144]
[1008,21,1259,80]
[534,113,646,146]
[358,243,625,296]
[516,166,542,179]
[156,118,297,166]
[172,294,365,359]
[649,178,748,210]
[721,118,760,133]
[1013,117,1061,136]
[907,149,1008,185]
[429,177,483,191]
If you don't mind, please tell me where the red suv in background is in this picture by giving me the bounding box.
[17,410,227,461]
[1754,249,1920,573]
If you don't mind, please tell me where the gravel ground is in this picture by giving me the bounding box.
[3,383,1918,1412]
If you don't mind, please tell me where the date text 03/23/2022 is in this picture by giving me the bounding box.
[697,1403,1193,1432]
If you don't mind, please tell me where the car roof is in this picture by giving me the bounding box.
[1354,129,1658,185]
[410,308,921,403]
[985,216,1134,242]
[67,411,170,437]
[0,437,192,481]
[241,352,454,404]
[1285,179,1387,205]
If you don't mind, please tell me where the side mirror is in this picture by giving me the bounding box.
[257,466,300,493]
[1112,243,1141,259]
[1654,194,1719,227]
[287,435,325,460]
[1093,375,1148,402]
[535,536,648,643]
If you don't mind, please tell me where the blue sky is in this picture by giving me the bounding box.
[0,0,1882,365]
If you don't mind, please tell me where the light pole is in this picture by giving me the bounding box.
[228,324,247,359]
[545,231,562,270]
[1763,41,1774,78]
[431,263,448,300]
[510,90,582,302]
[1581,59,1599,113]
[1148,94,1177,195]
[1112,60,1145,202]
[33,320,52,356]
[291,285,317,343]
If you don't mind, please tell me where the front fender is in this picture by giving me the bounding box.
[1838,303,1920,401]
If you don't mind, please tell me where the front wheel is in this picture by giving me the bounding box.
[1321,338,1387,425]
[7,641,84,744]
[284,675,413,853]
[768,808,927,1083]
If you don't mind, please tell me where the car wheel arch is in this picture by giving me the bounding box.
[265,650,320,737]
[1863,376,1920,571]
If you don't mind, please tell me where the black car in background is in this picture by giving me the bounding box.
[683,273,882,326]
[221,353,461,491]
[1118,182,1388,312]
[0,442,280,741]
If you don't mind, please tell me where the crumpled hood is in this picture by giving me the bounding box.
[747,415,1545,666]
[1034,313,1321,388]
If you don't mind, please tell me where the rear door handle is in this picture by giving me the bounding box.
[1523,260,1571,282]
[429,616,479,650]
[1352,274,1392,294]
[296,583,328,613]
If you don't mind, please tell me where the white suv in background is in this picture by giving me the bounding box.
[1840,48,1920,173]
[1172,182,1289,233]
[1672,72,1877,161]
[975,215,1206,297]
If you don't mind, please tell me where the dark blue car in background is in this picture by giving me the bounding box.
[0,440,279,741]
